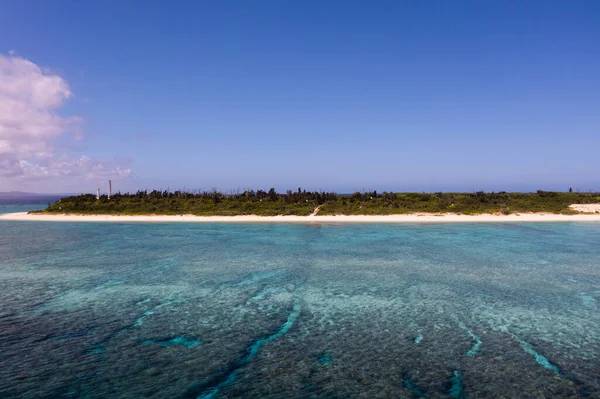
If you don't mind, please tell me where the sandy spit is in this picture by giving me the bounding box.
[2,212,600,223]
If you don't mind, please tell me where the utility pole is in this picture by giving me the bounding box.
[108,180,112,200]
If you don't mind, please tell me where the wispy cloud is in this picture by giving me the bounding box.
[0,53,132,189]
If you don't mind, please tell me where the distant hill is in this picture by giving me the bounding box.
[0,192,75,205]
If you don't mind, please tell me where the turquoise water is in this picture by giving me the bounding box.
[1,206,599,398]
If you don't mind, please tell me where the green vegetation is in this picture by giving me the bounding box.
[35,189,600,216]
[319,190,600,215]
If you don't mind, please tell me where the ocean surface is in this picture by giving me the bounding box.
[1,204,599,398]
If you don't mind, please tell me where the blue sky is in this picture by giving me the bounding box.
[1,1,599,193]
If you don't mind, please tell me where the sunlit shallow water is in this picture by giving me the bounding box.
[1,206,599,398]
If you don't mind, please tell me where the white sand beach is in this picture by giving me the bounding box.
[2,211,600,223]
[569,203,600,213]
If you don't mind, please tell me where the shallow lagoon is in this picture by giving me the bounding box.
[1,208,599,398]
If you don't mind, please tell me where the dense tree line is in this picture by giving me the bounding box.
[40,189,600,216]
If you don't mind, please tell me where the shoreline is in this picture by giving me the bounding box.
[2,212,600,223]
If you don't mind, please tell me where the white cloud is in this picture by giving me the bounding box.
[0,54,132,190]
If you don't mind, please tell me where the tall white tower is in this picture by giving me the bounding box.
[108,180,112,200]
[96,188,100,200]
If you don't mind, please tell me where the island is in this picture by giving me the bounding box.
[2,189,600,223]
